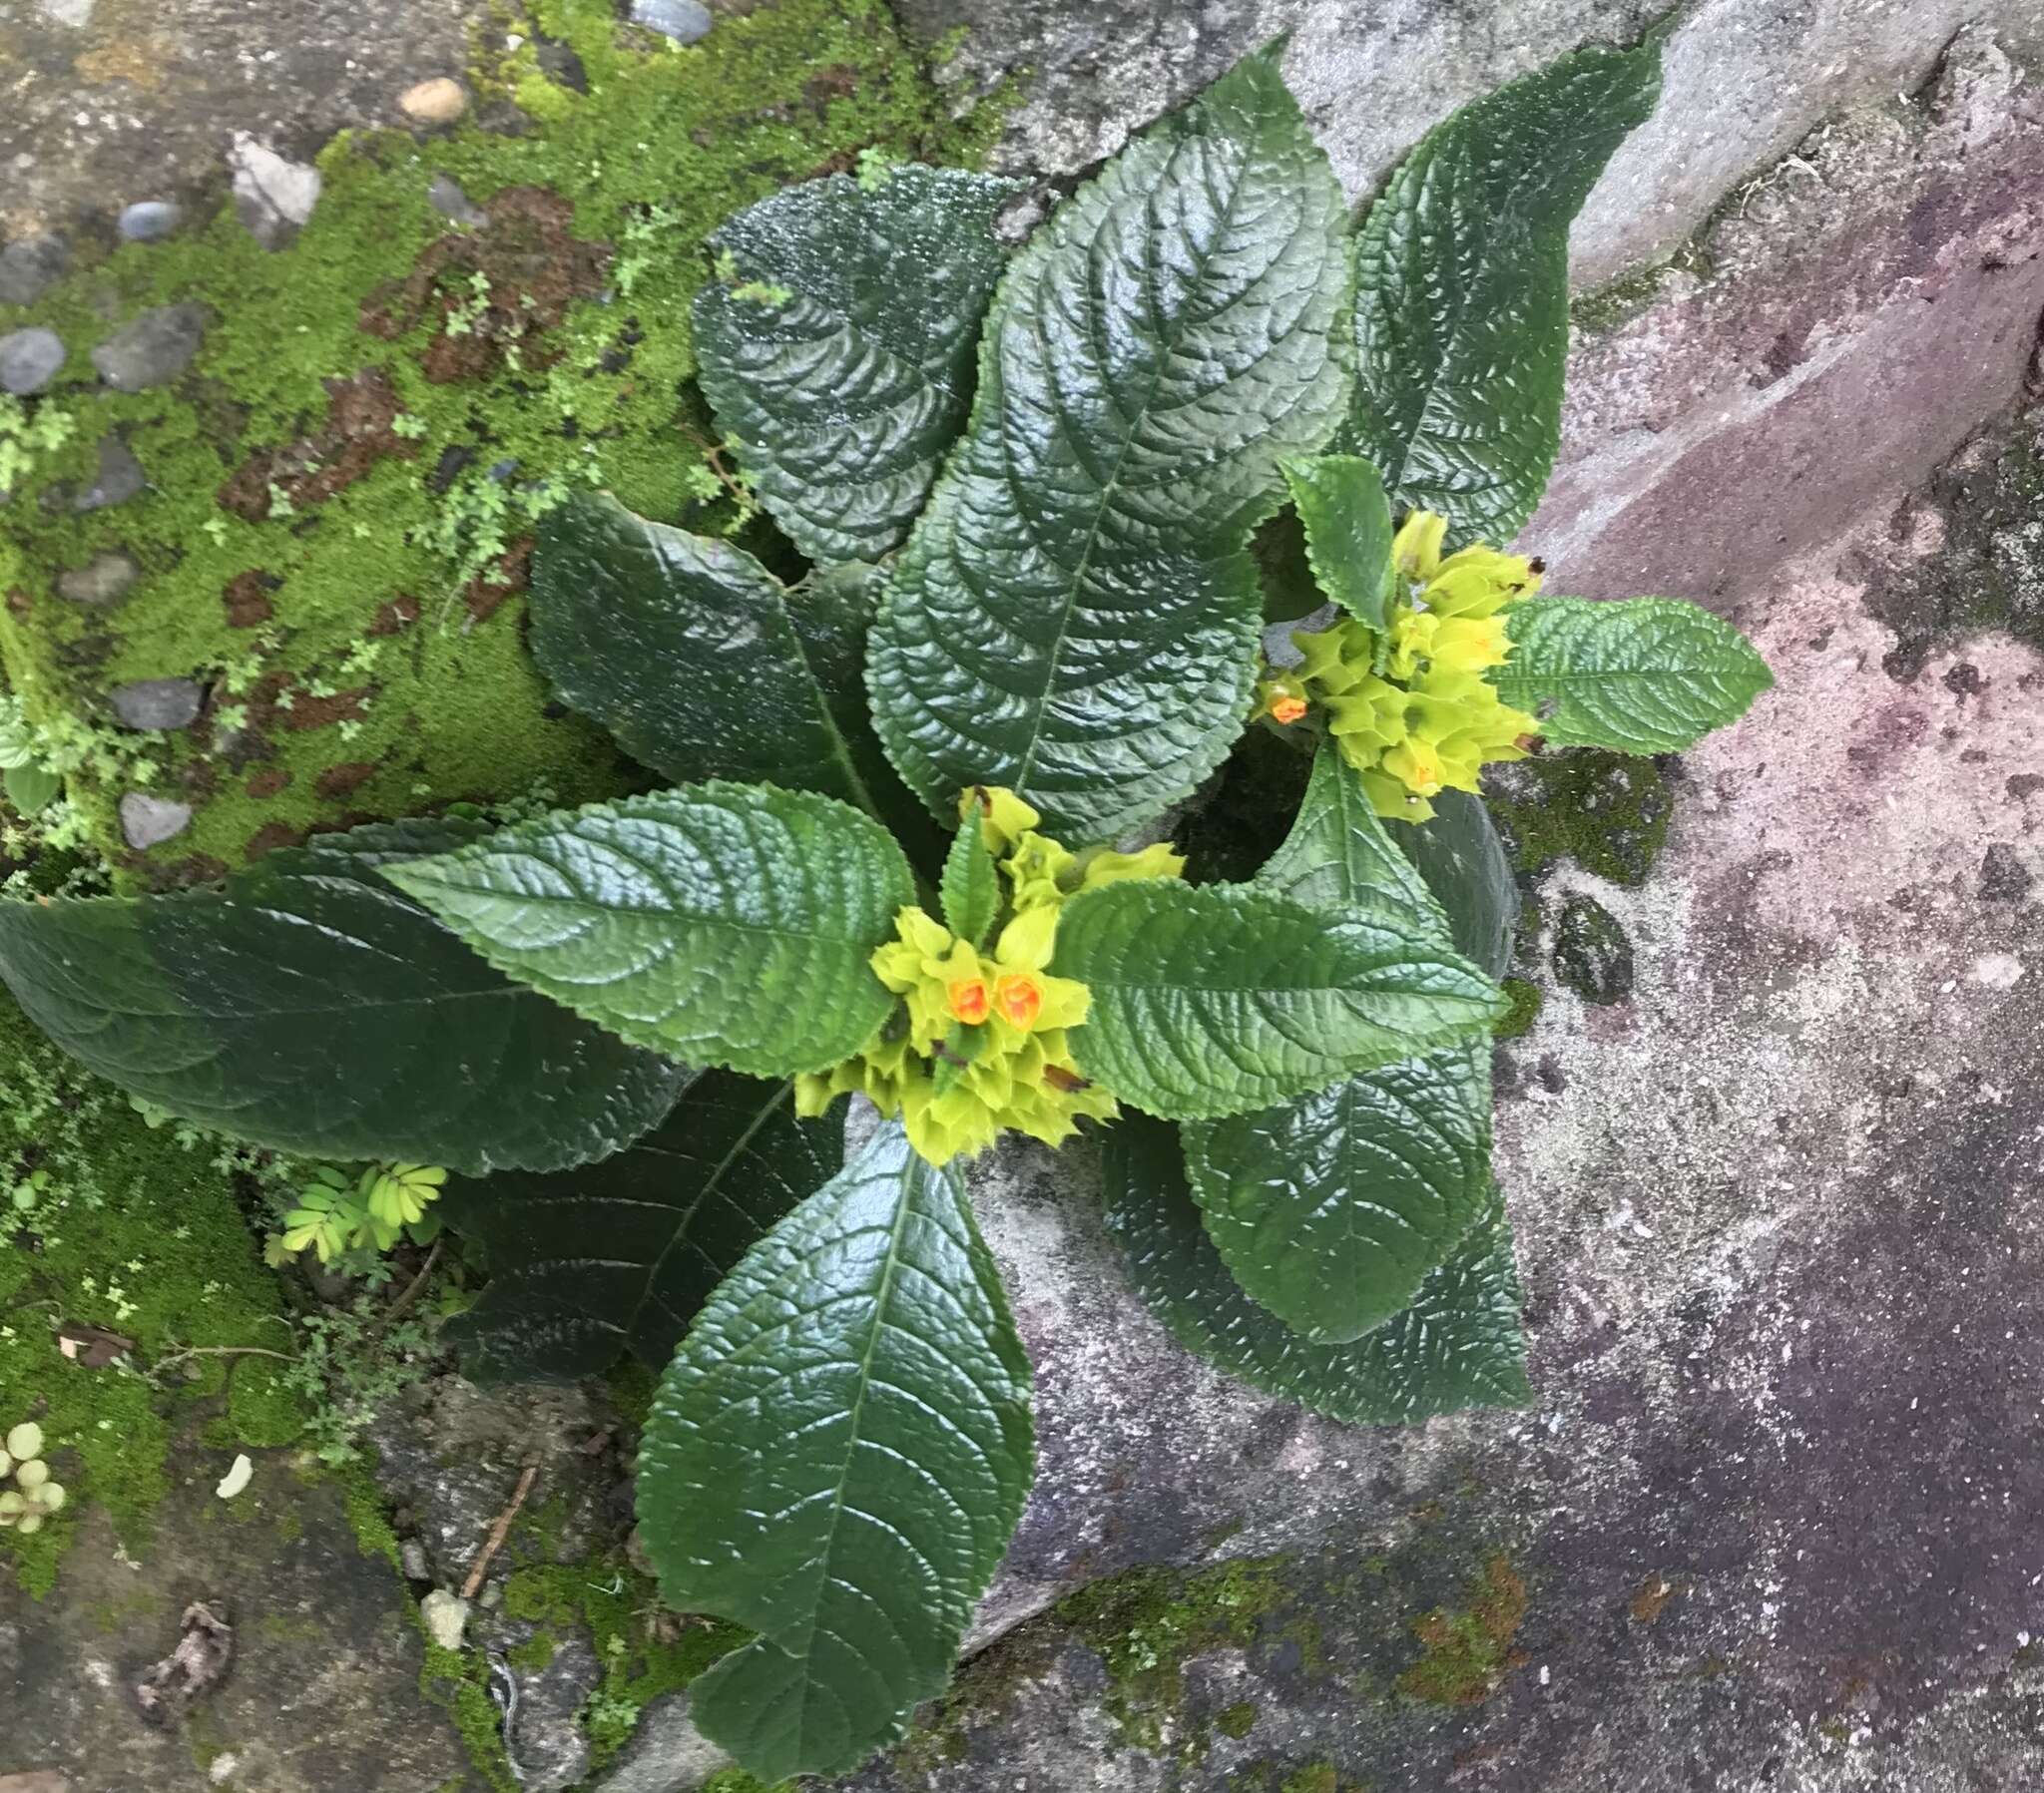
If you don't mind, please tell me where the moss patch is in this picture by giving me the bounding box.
[1486,750,1674,886]
[1394,1554,1527,1706]
[0,0,1004,888]
[1493,975,1543,1039]
[0,987,307,1594]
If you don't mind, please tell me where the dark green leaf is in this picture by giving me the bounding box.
[385,785,914,1080]
[1346,40,1663,544]
[529,494,924,834]
[1259,737,1443,928]
[1055,879,1503,1120]
[939,820,1000,947]
[1490,597,1775,754]
[639,1121,1033,1779]
[4,763,61,816]
[1281,455,1393,629]
[1105,1114,1530,1424]
[1393,788,1519,980]
[1183,1041,1491,1342]
[0,820,685,1173]
[440,1071,839,1381]
[868,50,1352,843]
[695,166,1021,563]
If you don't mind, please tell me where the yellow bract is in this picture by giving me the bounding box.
[798,789,1184,1166]
[1260,509,1543,820]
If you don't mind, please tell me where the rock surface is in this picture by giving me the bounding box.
[0,329,65,397]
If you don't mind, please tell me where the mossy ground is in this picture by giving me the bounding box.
[0,0,1001,889]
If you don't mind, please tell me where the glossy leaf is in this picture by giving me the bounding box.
[638,1121,1033,1779]
[0,820,686,1173]
[1054,879,1503,1120]
[529,494,909,828]
[1258,737,1443,927]
[1491,597,1775,755]
[1184,1041,1491,1342]
[1105,1115,1531,1424]
[1346,39,1662,544]
[695,166,1020,563]
[1393,787,1519,980]
[868,49,1352,843]
[384,785,913,1079]
[939,820,1000,947]
[1281,455,1394,629]
[440,1071,839,1381]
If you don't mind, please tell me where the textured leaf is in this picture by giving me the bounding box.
[639,1121,1033,1779]
[0,820,685,1173]
[1259,738,1443,927]
[1490,597,1775,755]
[1184,1041,1491,1342]
[1105,1114,1530,1424]
[1281,455,1393,628]
[1393,788,1519,980]
[384,785,913,1079]
[1347,40,1662,544]
[529,494,911,830]
[868,50,1352,843]
[1054,879,1502,1121]
[695,166,1020,563]
[440,1071,839,1381]
[939,821,1000,947]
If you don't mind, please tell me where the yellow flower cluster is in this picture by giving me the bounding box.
[1258,511,1543,821]
[794,789,1185,1165]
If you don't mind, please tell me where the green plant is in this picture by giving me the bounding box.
[0,39,1769,1781]
[274,1160,449,1265]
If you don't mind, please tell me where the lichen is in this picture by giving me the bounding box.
[0,0,1008,888]
[1394,1554,1527,1706]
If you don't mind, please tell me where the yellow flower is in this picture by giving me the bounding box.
[1278,510,1542,820]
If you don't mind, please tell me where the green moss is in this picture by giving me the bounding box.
[418,1633,519,1793]
[1568,262,1671,335]
[507,1630,557,1672]
[1280,1766,1339,1793]
[1394,1555,1527,1706]
[341,1456,403,1569]
[0,988,301,1593]
[1493,976,1543,1039]
[1217,1699,1259,1738]
[0,0,1008,887]
[1486,750,1673,886]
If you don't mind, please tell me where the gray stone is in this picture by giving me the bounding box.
[89,302,208,392]
[627,0,713,45]
[1549,893,1635,1004]
[506,1634,601,1793]
[117,200,182,241]
[594,1693,733,1793]
[229,135,322,249]
[69,435,146,512]
[55,551,140,609]
[418,1589,469,1652]
[0,327,65,396]
[108,677,203,731]
[398,1538,431,1581]
[117,792,191,849]
[0,234,67,306]
[425,173,485,227]
[35,0,94,25]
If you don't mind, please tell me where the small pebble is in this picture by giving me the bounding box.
[420,1589,470,1652]
[91,302,208,392]
[400,78,469,125]
[56,550,140,609]
[71,435,146,512]
[425,174,485,227]
[629,0,713,44]
[109,677,203,732]
[118,200,182,242]
[230,136,321,249]
[0,234,68,307]
[399,1538,431,1581]
[118,792,192,849]
[0,327,65,397]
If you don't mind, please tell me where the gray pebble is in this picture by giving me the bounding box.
[57,551,140,609]
[629,0,713,45]
[399,1539,431,1582]
[110,678,204,732]
[0,327,65,397]
[91,302,209,392]
[118,200,183,242]
[119,792,193,850]
[0,234,67,306]
[71,435,146,512]
[426,175,485,228]
[230,136,321,249]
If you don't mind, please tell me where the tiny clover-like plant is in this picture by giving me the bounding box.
[0,36,1772,1780]
[275,1160,449,1265]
